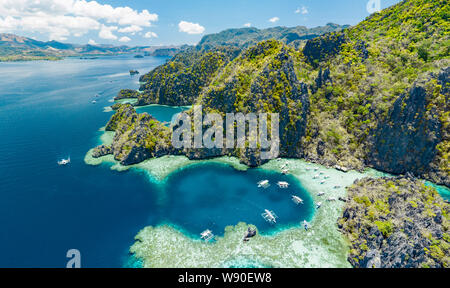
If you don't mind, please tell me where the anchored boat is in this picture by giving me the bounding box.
[292,195,304,204]
[257,180,270,188]
[277,181,289,188]
[200,229,214,242]
[262,209,278,224]
[58,157,70,166]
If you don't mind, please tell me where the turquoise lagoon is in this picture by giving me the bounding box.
[0,55,448,268]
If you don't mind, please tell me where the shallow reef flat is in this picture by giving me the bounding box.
[85,129,449,267]
[130,159,384,268]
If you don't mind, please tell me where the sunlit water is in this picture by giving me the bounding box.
[0,55,314,267]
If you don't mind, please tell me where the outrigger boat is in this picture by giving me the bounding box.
[277,181,289,188]
[257,180,270,188]
[292,195,304,204]
[58,157,70,166]
[200,229,214,242]
[316,202,322,209]
[327,197,337,202]
[261,209,278,224]
[281,169,289,175]
[317,191,325,196]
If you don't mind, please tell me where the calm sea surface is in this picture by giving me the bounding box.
[0,55,315,267]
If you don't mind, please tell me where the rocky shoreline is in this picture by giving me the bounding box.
[338,177,449,268]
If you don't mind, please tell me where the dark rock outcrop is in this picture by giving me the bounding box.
[338,177,449,268]
[100,104,175,165]
[189,42,310,166]
[92,145,112,158]
[355,40,369,60]
[370,68,448,185]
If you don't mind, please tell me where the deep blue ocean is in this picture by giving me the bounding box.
[0,55,314,268]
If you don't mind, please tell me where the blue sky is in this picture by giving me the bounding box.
[0,0,402,46]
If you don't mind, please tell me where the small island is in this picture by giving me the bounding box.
[129,70,140,76]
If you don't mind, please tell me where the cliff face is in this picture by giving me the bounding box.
[185,41,309,166]
[95,104,175,165]
[136,47,241,106]
[96,0,449,186]
[370,68,449,186]
[338,177,449,268]
[300,0,449,184]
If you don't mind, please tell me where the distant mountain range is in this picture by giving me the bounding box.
[0,33,185,61]
[1,24,349,61]
[197,23,350,50]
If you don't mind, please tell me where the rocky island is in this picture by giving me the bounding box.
[88,0,449,268]
[94,0,449,186]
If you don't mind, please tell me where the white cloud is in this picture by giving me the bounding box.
[118,36,131,43]
[88,39,97,45]
[295,6,308,15]
[178,21,205,35]
[118,25,142,34]
[269,17,279,23]
[144,31,158,38]
[243,23,251,27]
[98,25,118,40]
[0,0,158,42]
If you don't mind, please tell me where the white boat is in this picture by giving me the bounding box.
[317,191,325,196]
[316,202,322,209]
[200,229,214,242]
[281,169,289,175]
[303,220,309,231]
[262,209,278,224]
[92,100,97,104]
[58,157,71,166]
[277,181,289,188]
[320,180,326,184]
[313,174,320,179]
[327,197,337,202]
[292,195,304,204]
[257,180,270,188]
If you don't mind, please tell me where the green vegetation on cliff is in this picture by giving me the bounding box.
[99,0,449,186]
[99,104,174,165]
[133,23,347,107]
[137,47,241,106]
[339,177,449,268]
[299,0,449,185]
